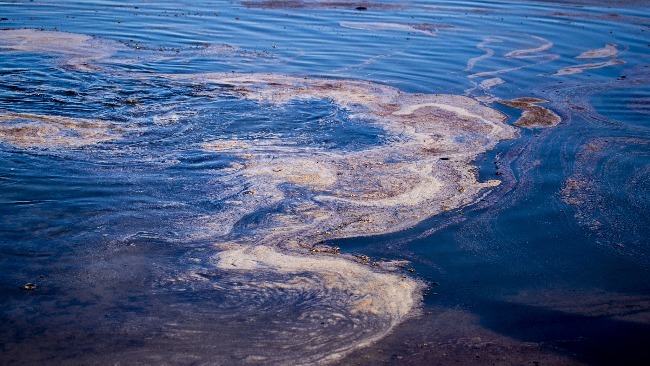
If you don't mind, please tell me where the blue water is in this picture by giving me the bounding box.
[1,1,649,365]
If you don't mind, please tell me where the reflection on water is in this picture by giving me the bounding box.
[1,0,649,365]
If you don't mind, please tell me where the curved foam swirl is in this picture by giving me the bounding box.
[0,28,519,362]
[468,34,559,79]
[166,249,419,365]
[175,73,517,240]
[214,246,418,316]
[162,73,517,363]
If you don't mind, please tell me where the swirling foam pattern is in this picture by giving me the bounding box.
[0,27,517,363]
[161,73,517,363]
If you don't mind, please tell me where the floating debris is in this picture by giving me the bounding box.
[499,97,561,128]
[20,283,37,291]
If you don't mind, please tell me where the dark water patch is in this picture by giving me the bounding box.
[591,87,650,127]
[629,97,650,115]
[561,138,650,261]
[336,130,650,365]
[199,98,386,151]
[474,299,650,365]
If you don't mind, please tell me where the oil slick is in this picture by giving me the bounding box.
[465,38,502,72]
[183,72,516,248]
[0,26,519,360]
[479,77,505,90]
[0,28,271,72]
[561,137,650,260]
[179,73,516,240]
[210,244,420,363]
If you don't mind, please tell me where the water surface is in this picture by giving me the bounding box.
[1,1,649,365]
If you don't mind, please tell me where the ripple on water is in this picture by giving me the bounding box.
[561,138,650,260]
[4,1,649,362]
[2,30,519,361]
[145,72,516,362]
[0,28,122,71]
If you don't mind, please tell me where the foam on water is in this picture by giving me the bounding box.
[173,73,515,236]
[339,22,451,37]
[553,59,626,76]
[0,112,120,148]
[0,28,519,362]
[150,72,516,362]
[467,35,559,79]
[576,43,620,59]
[0,29,121,71]
[2,0,648,362]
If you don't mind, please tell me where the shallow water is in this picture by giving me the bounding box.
[1,1,649,365]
